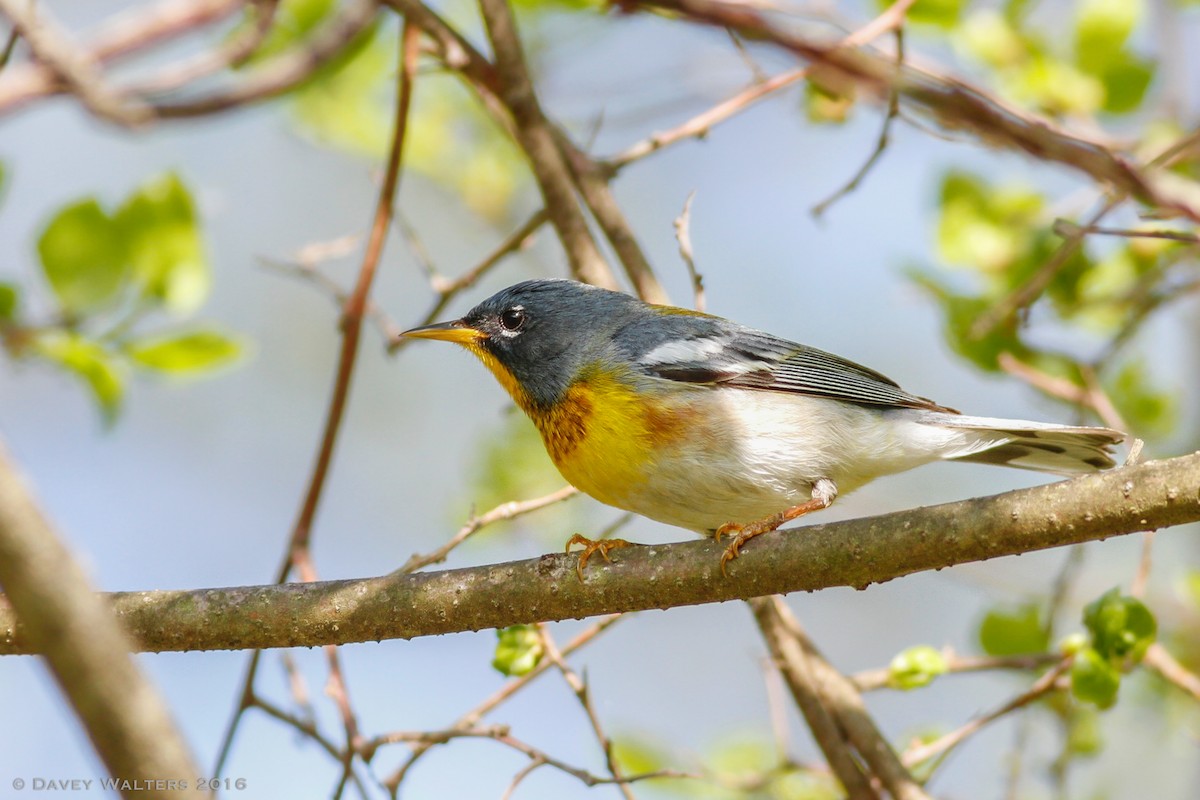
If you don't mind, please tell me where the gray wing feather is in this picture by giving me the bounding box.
[622,320,953,412]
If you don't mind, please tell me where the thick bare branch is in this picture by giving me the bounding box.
[0,441,203,798]
[0,0,241,114]
[0,0,152,124]
[1,451,1197,655]
[477,0,618,289]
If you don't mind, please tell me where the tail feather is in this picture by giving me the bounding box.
[922,413,1126,475]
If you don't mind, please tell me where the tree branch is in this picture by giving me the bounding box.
[0,441,203,797]
[476,0,619,289]
[628,0,1200,223]
[0,0,152,124]
[1,452,1196,655]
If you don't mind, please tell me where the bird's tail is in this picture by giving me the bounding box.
[920,413,1126,475]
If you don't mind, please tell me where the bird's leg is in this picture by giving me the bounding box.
[564,533,633,582]
[715,478,838,577]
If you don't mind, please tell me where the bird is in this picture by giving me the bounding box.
[402,279,1125,577]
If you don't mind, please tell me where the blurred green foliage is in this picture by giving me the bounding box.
[1083,588,1156,662]
[491,624,544,676]
[249,1,528,219]
[457,412,584,538]
[1068,589,1156,708]
[887,645,948,690]
[978,602,1050,656]
[614,733,840,799]
[911,169,1184,438]
[1,173,242,423]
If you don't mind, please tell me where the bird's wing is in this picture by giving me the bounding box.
[621,317,953,412]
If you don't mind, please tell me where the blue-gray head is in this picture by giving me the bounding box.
[402,279,651,410]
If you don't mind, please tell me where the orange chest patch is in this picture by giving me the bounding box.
[524,369,701,508]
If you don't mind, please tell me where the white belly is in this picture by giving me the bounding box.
[619,387,959,532]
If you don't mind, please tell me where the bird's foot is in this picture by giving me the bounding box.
[714,520,773,578]
[564,534,632,582]
[715,489,835,577]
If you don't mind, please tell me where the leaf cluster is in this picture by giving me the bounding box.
[0,171,242,422]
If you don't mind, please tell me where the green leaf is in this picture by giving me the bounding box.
[237,0,338,65]
[1004,0,1035,21]
[1012,54,1105,115]
[611,737,668,776]
[1066,706,1104,756]
[909,270,1028,372]
[710,737,774,782]
[34,332,125,423]
[37,199,129,314]
[1074,0,1142,74]
[1071,645,1121,708]
[959,10,1027,68]
[979,603,1050,656]
[888,645,948,690]
[1083,587,1157,662]
[1099,54,1155,114]
[126,328,243,376]
[1106,359,1177,438]
[465,413,569,529]
[804,81,856,125]
[292,23,394,156]
[936,171,1045,276]
[0,282,18,321]
[511,0,603,11]
[1183,571,1200,611]
[879,0,962,28]
[115,173,210,315]
[771,770,842,800]
[492,625,543,676]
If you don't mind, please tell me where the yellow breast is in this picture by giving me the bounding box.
[530,368,658,509]
[466,346,692,510]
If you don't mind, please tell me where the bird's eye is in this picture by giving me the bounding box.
[499,307,526,332]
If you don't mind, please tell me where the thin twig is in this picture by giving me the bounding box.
[121,0,281,96]
[538,625,637,799]
[902,660,1071,767]
[1130,531,1155,598]
[0,0,152,124]
[673,191,705,311]
[811,22,908,217]
[727,28,766,81]
[214,18,421,777]
[0,24,19,71]
[396,485,579,574]
[973,127,1200,338]
[378,613,628,794]
[152,0,379,118]
[501,760,544,800]
[491,732,693,788]
[851,652,1060,691]
[609,0,918,172]
[607,66,808,169]
[261,251,406,346]
[0,0,242,114]
[389,207,549,354]
[393,209,440,281]
[1053,219,1200,244]
[996,352,1126,431]
[1143,643,1200,702]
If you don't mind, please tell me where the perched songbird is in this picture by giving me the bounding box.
[403,279,1125,576]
